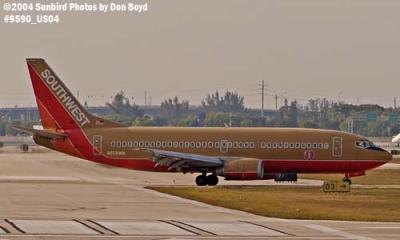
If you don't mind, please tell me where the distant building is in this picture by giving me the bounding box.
[0,107,40,121]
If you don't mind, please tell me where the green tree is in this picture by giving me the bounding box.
[132,115,166,126]
[275,100,298,127]
[106,91,142,117]
[201,91,246,113]
[160,97,190,125]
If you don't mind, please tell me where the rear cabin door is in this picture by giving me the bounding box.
[93,135,103,155]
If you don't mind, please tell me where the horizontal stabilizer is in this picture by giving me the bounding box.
[13,126,67,140]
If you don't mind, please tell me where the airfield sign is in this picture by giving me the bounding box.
[323,181,350,192]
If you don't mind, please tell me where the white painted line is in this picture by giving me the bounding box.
[305,224,374,240]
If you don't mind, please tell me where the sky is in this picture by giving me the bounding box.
[0,0,399,109]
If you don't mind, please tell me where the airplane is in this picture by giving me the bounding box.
[393,133,400,147]
[15,58,392,186]
[393,133,400,144]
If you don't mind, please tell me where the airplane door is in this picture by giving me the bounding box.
[220,140,229,154]
[332,137,343,157]
[93,135,102,155]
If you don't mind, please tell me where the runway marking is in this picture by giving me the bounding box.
[305,224,374,240]
[73,219,105,235]
[0,219,399,239]
[169,220,217,236]
[95,220,196,235]
[4,220,25,234]
[0,233,350,239]
[9,220,99,235]
[239,220,293,236]
[158,220,202,236]
[183,221,286,236]
[0,225,8,234]
[87,220,120,235]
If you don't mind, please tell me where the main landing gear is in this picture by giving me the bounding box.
[195,173,219,186]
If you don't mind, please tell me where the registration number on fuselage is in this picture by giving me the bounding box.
[106,151,126,156]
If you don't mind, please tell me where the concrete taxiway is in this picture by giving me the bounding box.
[0,148,399,239]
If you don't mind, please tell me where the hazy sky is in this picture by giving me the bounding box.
[1,0,399,109]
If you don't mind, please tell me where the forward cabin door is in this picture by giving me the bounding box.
[332,137,343,158]
[332,136,350,172]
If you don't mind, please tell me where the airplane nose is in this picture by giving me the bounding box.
[383,150,393,162]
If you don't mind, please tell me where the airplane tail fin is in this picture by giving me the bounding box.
[27,58,125,130]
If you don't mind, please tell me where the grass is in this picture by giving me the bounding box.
[150,186,400,222]
[300,169,400,185]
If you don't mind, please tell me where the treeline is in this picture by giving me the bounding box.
[1,91,399,137]
[104,91,400,137]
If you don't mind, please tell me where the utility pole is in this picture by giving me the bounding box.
[394,97,397,109]
[275,95,278,110]
[144,90,147,105]
[347,119,354,134]
[259,80,266,118]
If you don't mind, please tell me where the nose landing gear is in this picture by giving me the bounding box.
[343,177,352,185]
[195,173,219,186]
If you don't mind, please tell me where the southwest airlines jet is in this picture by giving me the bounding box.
[15,59,392,186]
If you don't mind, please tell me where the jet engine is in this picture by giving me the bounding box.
[274,173,298,182]
[217,158,264,180]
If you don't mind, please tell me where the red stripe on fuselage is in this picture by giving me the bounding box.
[263,159,386,173]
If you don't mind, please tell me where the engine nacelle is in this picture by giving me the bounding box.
[217,158,264,180]
[274,173,298,182]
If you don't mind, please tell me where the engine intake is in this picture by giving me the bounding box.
[217,158,264,180]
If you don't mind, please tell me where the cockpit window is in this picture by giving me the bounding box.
[355,140,385,152]
[355,140,371,149]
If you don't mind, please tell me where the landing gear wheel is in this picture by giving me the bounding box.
[343,177,352,185]
[207,175,219,186]
[195,175,207,186]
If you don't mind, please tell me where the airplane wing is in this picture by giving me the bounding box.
[138,148,223,171]
[13,126,67,140]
